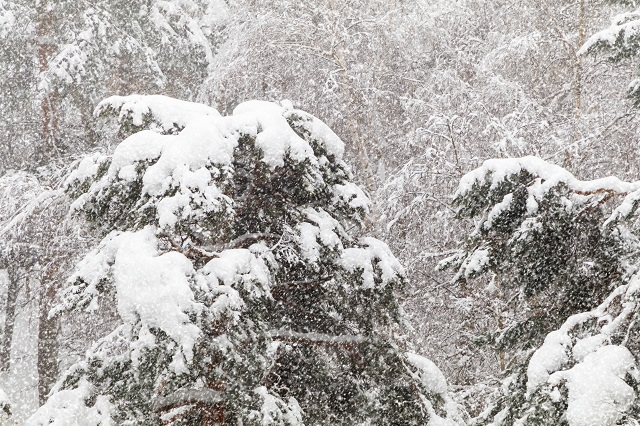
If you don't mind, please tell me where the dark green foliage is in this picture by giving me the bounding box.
[582,4,640,107]
[40,97,442,425]
[446,167,625,353]
[474,366,570,426]
[446,157,640,425]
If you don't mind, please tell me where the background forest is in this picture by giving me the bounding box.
[2,0,640,424]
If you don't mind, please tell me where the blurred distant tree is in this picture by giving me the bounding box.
[0,0,228,172]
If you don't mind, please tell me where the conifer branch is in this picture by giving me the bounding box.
[269,329,366,346]
[152,388,223,412]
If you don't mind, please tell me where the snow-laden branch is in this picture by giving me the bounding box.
[0,189,64,239]
[269,329,366,346]
[456,156,640,200]
[159,232,278,262]
[151,388,222,412]
[209,232,278,253]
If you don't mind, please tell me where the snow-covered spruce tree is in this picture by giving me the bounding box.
[443,156,626,356]
[445,156,640,425]
[28,95,462,425]
[580,1,640,107]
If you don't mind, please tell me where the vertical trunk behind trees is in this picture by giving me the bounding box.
[37,265,61,406]
[34,0,59,166]
[33,0,62,403]
[37,301,59,406]
[574,0,587,118]
[0,266,19,373]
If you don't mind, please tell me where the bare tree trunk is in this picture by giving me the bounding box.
[0,267,19,372]
[327,0,377,195]
[37,268,60,406]
[34,2,62,401]
[574,0,586,119]
[201,402,225,426]
[563,0,588,169]
[35,0,58,166]
[37,302,59,405]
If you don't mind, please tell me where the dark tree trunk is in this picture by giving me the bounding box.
[37,267,61,406]
[0,267,19,372]
[37,298,60,406]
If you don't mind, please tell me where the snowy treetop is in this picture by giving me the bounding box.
[68,95,363,232]
[445,157,640,286]
[455,156,640,210]
[28,95,446,425]
[451,157,640,261]
[60,96,375,362]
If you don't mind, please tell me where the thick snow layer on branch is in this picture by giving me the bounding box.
[457,248,490,280]
[571,335,610,363]
[233,100,315,169]
[69,227,202,374]
[96,94,221,133]
[297,208,343,262]
[63,153,109,189]
[405,353,463,426]
[526,284,630,393]
[282,105,345,159]
[550,346,638,426]
[526,330,572,393]
[605,187,640,225]
[112,228,201,372]
[406,352,448,395]
[26,378,112,425]
[456,156,640,217]
[341,237,404,289]
[254,386,303,426]
[456,156,640,199]
[334,182,369,211]
[579,10,640,55]
[199,248,272,301]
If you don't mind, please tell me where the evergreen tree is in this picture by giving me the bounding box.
[446,156,640,425]
[28,95,462,425]
[443,156,626,355]
[581,0,640,107]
